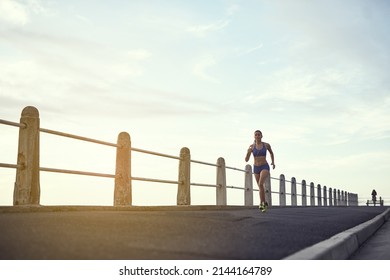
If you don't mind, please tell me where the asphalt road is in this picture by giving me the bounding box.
[0,205,387,260]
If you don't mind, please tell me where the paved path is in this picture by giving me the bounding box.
[0,205,388,260]
[350,219,390,259]
[284,207,390,259]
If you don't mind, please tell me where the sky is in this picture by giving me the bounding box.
[0,0,389,207]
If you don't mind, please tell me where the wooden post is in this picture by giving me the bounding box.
[310,182,315,206]
[291,177,297,206]
[334,189,338,206]
[14,106,40,205]
[216,157,227,206]
[329,187,333,206]
[343,191,347,206]
[341,191,345,206]
[337,189,341,206]
[177,147,191,205]
[301,180,307,206]
[317,184,322,206]
[244,164,253,206]
[114,132,131,206]
[279,174,286,206]
[265,173,272,206]
[323,186,327,206]
[350,192,354,206]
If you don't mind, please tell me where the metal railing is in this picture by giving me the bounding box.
[1,106,360,207]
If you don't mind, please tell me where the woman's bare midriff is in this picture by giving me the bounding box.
[254,156,267,166]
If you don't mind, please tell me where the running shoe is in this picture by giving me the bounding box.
[259,202,265,212]
[263,202,268,212]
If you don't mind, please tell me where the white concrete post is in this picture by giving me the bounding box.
[349,193,354,206]
[216,157,227,206]
[317,184,322,206]
[337,189,341,206]
[310,182,315,206]
[14,106,41,205]
[177,147,191,205]
[323,186,327,206]
[301,180,307,206]
[114,132,131,206]
[279,174,286,206]
[291,177,297,206]
[345,191,348,206]
[244,164,253,206]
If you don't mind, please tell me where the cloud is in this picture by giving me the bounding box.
[0,27,155,87]
[243,67,334,104]
[306,151,390,173]
[125,49,152,61]
[238,63,390,147]
[0,0,29,25]
[226,4,240,16]
[0,0,50,26]
[0,55,218,123]
[185,2,239,37]
[187,19,230,37]
[192,55,220,83]
[236,43,263,56]
[267,0,390,75]
[75,14,92,26]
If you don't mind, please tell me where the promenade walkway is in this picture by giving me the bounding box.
[350,218,390,259]
[0,206,388,260]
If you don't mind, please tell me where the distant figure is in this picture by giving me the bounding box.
[245,130,275,212]
[371,189,377,204]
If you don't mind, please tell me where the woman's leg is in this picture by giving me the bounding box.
[259,169,269,204]
[254,173,261,202]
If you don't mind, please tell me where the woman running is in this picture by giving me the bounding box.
[245,130,275,212]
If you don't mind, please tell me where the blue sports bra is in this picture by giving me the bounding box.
[252,143,267,157]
